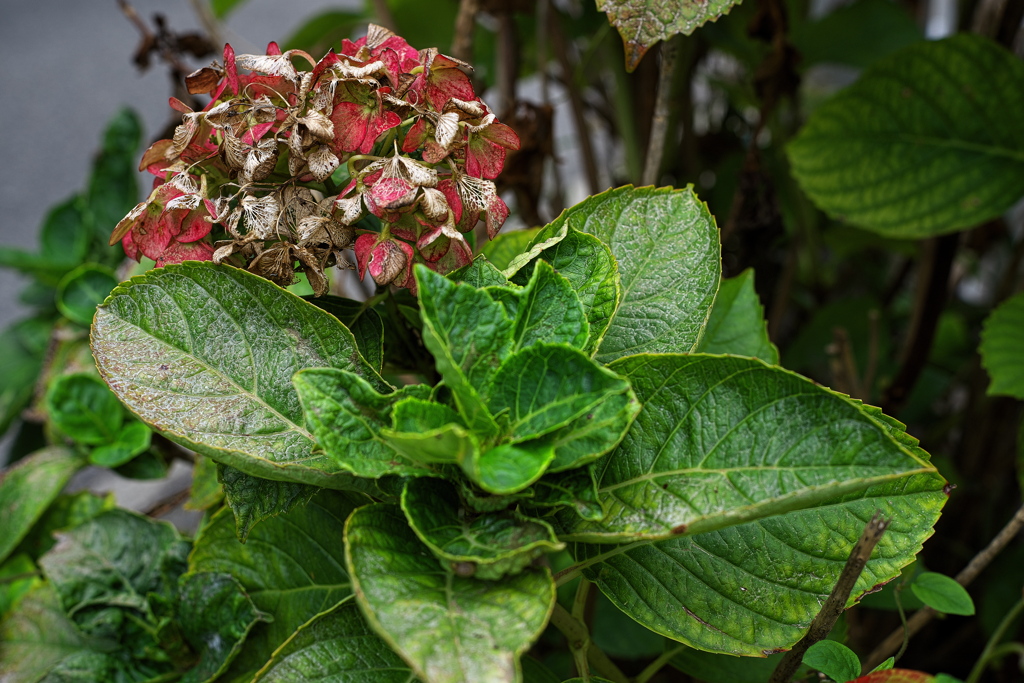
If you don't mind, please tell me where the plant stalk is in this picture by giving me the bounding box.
[641,35,681,186]
[549,603,629,683]
[965,592,1024,683]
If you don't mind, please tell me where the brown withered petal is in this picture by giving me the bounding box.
[223,130,248,169]
[328,222,355,249]
[250,96,280,123]
[400,157,438,188]
[294,246,329,296]
[248,244,296,287]
[298,111,334,142]
[365,23,396,50]
[434,111,461,150]
[243,139,280,182]
[166,193,201,211]
[446,98,486,118]
[465,113,497,134]
[333,195,364,225]
[212,242,240,264]
[419,187,450,222]
[330,59,386,81]
[171,114,203,154]
[374,241,408,286]
[307,145,340,182]
[185,66,220,94]
[110,202,148,246]
[241,194,281,239]
[296,215,330,241]
[204,100,237,127]
[235,53,298,80]
[392,72,417,99]
[138,139,176,172]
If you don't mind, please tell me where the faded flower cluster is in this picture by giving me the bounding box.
[111,25,520,294]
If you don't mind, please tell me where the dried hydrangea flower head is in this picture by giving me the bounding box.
[111,25,520,294]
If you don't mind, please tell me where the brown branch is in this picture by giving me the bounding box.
[450,0,480,63]
[641,35,681,185]
[144,486,192,518]
[862,501,1024,672]
[549,13,602,195]
[769,514,890,683]
[881,233,959,413]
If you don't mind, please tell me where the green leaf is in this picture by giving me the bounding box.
[210,0,248,19]
[528,466,604,522]
[563,354,941,542]
[0,554,39,618]
[85,109,141,247]
[401,478,564,580]
[45,373,124,445]
[0,584,117,683]
[489,343,634,443]
[40,196,90,269]
[910,572,975,616]
[787,34,1024,238]
[511,223,619,356]
[670,644,790,683]
[789,0,922,69]
[448,255,513,288]
[575,471,946,655]
[178,572,271,683]
[0,447,82,565]
[468,442,556,495]
[697,268,778,363]
[0,324,46,435]
[872,657,896,672]
[57,265,119,327]
[283,10,366,55]
[597,0,742,70]
[219,465,320,542]
[11,491,116,561]
[416,265,512,435]
[305,295,385,373]
[547,186,719,363]
[38,510,189,621]
[803,640,861,682]
[511,261,589,351]
[90,261,387,488]
[253,598,420,682]
[186,454,224,511]
[345,503,556,683]
[294,368,433,478]
[482,228,541,270]
[88,420,151,468]
[980,292,1024,399]
[189,491,364,682]
[383,398,478,466]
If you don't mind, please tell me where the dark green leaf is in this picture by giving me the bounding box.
[346,503,555,683]
[0,448,82,564]
[178,572,271,683]
[0,554,39,618]
[45,373,123,445]
[563,355,942,542]
[39,510,189,621]
[416,266,512,435]
[575,472,946,655]
[468,442,556,495]
[91,261,387,488]
[57,265,119,327]
[911,572,975,616]
[980,291,1024,399]
[305,295,385,373]
[253,599,420,682]
[787,35,1024,237]
[670,644,790,683]
[590,591,665,659]
[219,465,320,542]
[803,640,861,683]
[697,268,778,363]
[511,261,589,351]
[0,247,68,282]
[528,466,604,521]
[85,109,140,246]
[482,228,540,270]
[521,656,561,683]
[40,196,90,269]
[295,368,433,478]
[489,343,635,444]
[189,491,365,682]
[401,478,563,580]
[543,187,719,363]
[88,420,151,468]
[448,255,513,288]
[597,0,742,70]
[0,584,117,683]
[11,491,115,561]
[790,0,922,69]
[511,223,619,357]
[0,324,46,435]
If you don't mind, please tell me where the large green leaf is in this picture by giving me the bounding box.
[45,373,124,445]
[294,368,433,478]
[253,599,420,682]
[401,478,564,580]
[178,572,271,683]
[90,261,387,488]
[416,266,512,436]
[305,295,385,374]
[562,354,942,542]
[510,261,589,351]
[598,0,742,71]
[38,510,189,620]
[576,472,945,655]
[697,269,778,363]
[189,491,364,682]
[511,223,619,357]
[979,291,1024,399]
[787,34,1024,238]
[0,584,119,683]
[0,448,81,565]
[535,186,719,363]
[346,503,556,683]
[219,465,320,542]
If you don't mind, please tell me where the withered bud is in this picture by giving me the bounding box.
[185,66,221,94]
[434,111,461,150]
[235,53,298,80]
[248,243,296,287]
[419,188,450,222]
[242,138,279,182]
[297,111,334,142]
[334,195,364,225]
[138,139,176,172]
[306,145,340,182]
